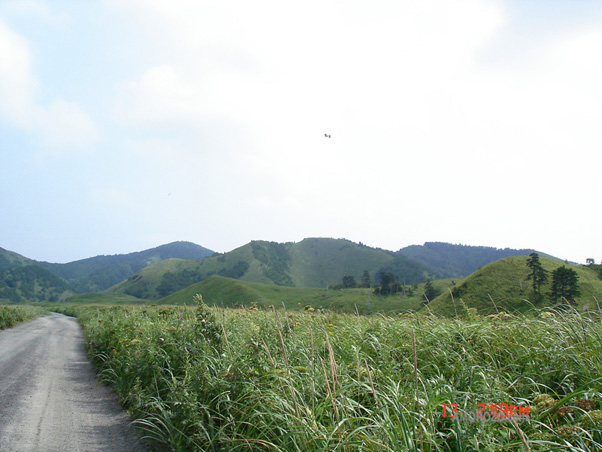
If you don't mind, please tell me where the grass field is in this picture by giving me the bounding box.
[0,304,48,329]
[155,275,443,314]
[54,299,602,451]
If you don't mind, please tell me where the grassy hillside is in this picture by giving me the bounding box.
[425,255,602,317]
[399,242,546,278]
[157,275,458,314]
[40,241,213,292]
[65,293,149,304]
[288,238,429,287]
[108,238,433,300]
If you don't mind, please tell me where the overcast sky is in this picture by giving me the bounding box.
[1,0,601,264]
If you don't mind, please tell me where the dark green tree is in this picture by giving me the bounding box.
[361,270,371,288]
[342,275,357,288]
[374,271,400,296]
[422,279,437,303]
[550,266,580,304]
[526,252,548,303]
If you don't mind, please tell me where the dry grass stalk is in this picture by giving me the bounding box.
[324,331,338,392]
[319,356,336,414]
[364,359,379,410]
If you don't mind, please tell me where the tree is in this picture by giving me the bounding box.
[361,270,371,288]
[423,279,437,303]
[526,252,548,303]
[342,275,356,288]
[549,266,580,304]
[374,271,400,296]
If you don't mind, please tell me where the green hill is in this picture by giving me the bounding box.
[425,256,602,317]
[39,241,214,292]
[0,241,214,302]
[158,275,429,314]
[0,247,36,270]
[0,264,73,303]
[108,238,433,300]
[398,242,552,278]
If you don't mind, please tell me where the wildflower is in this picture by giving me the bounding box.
[295,322,300,325]
[328,331,333,335]
[328,323,333,327]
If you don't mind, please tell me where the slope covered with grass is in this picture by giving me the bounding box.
[158,275,426,314]
[426,256,602,317]
[109,238,433,300]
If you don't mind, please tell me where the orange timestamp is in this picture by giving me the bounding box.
[442,403,530,423]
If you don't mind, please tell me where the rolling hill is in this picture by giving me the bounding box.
[107,238,434,300]
[398,242,546,278]
[157,275,431,314]
[39,241,214,292]
[425,255,602,317]
[0,242,214,303]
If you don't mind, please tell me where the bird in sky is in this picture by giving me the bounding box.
[324,133,331,138]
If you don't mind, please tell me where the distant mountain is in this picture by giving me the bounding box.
[108,238,433,300]
[398,242,546,279]
[0,241,214,302]
[0,247,71,302]
[425,256,602,317]
[39,241,214,292]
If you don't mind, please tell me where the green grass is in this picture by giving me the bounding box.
[65,292,149,304]
[54,300,602,451]
[157,275,441,314]
[0,304,48,329]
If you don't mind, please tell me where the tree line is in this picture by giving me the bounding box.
[333,270,438,301]
[526,253,580,304]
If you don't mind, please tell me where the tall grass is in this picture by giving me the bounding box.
[0,304,47,329]
[55,302,602,451]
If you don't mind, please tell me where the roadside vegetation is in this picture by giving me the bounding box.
[0,304,48,329]
[54,299,602,452]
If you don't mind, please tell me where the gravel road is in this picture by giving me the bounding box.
[0,313,149,452]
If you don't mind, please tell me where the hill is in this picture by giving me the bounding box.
[0,248,73,302]
[424,255,602,317]
[157,275,432,314]
[39,241,214,293]
[0,242,214,302]
[108,238,433,300]
[398,242,548,278]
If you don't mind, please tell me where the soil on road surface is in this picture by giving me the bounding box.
[0,313,149,452]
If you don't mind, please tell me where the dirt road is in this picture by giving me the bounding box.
[0,313,149,452]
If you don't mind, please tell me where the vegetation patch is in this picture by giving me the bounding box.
[55,301,602,451]
[0,305,48,329]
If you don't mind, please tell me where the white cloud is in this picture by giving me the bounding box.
[0,18,97,150]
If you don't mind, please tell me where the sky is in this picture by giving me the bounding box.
[1,0,601,264]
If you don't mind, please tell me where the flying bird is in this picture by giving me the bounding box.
[324,133,331,138]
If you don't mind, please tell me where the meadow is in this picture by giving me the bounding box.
[53,298,602,452]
